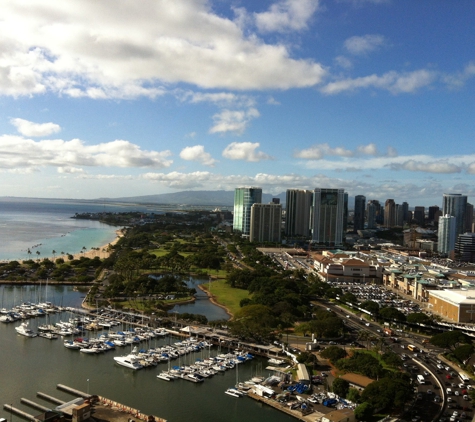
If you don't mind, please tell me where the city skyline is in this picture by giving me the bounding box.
[0,1,474,203]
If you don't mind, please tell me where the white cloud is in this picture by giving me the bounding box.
[142,171,214,189]
[0,0,326,98]
[10,117,61,137]
[222,142,272,162]
[294,143,380,160]
[209,108,260,135]
[179,91,255,108]
[356,143,378,156]
[442,61,475,89]
[467,163,475,175]
[389,160,462,174]
[179,145,217,166]
[344,34,385,55]
[0,135,173,170]
[334,55,353,69]
[254,0,319,33]
[57,166,84,174]
[321,69,437,95]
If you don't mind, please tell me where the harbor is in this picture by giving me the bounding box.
[0,285,298,422]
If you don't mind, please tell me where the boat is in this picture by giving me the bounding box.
[113,347,144,370]
[157,372,173,381]
[15,322,37,337]
[38,332,58,340]
[224,388,241,398]
[183,373,204,383]
[268,358,285,365]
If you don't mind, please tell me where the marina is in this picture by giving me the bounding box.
[0,285,296,422]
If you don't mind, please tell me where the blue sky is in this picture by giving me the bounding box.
[0,0,474,207]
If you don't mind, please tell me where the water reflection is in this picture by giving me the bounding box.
[168,277,230,321]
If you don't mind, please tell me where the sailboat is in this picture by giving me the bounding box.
[224,359,245,397]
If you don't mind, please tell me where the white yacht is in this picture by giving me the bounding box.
[224,388,241,398]
[15,322,37,337]
[113,348,144,370]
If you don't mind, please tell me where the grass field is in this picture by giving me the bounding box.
[201,279,251,317]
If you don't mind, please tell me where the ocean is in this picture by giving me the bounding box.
[0,197,162,262]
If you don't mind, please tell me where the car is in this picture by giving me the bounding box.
[365,323,370,326]
[416,393,423,401]
[463,395,470,401]
[459,383,466,389]
[447,397,453,403]
[453,411,459,417]
[447,374,452,379]
[447,388,453,395]
[427,389,433,395]
[446,366,451,371]
[455,390,460,396]
[434,395,441,402]
[424,371,430,376]
[438,364,445,370]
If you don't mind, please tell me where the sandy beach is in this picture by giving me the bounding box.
[9,229,124,265]
[56,229,124,262]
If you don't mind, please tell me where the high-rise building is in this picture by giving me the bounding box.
[354,195,366,232]
[396,204,404,227]
[401,202,409,223]
[311,188,345,245]
[285,189,312,237]
[442,193,467,237]
[233,187,262,236]
[455,232,475,262]
[413,206,425,225]
[428,205,440,222]
[384,199,396,228]
[250,203,282,243]
[367,201,377,229]
[438,214,457,256]
[465,203,474,233]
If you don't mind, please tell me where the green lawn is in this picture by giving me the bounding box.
[201,279,250,317]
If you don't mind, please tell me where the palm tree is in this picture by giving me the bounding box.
[36,250,41,261]
[52,250,56,260]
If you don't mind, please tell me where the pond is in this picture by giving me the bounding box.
[167,276,230,321]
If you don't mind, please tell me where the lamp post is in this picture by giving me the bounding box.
[87,379,90,396]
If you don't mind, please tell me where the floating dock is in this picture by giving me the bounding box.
[5,385,167,422]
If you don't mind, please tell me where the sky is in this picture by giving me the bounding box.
[0,0,474,207]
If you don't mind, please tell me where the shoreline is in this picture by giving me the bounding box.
[10,229,124,265]
[198,283,233,319]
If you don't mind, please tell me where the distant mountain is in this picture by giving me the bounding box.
[100,190,287,207]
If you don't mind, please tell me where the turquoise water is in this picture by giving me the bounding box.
[0,198,152,261]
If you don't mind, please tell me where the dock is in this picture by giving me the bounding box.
[247,391,323,422]
[3,404,39,422]
[4,385,167,422]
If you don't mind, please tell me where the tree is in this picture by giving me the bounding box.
[347,388,361,404]
[430,331,471,350]
[354,402,374,421]
[320,346,347,363]
[453,344,474,363]
[406,312,431,324]
[378,306,406,322]
[332,377,350,398]
[360,300,380,316]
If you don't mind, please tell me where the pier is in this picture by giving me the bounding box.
[3,404,38,422]
[36,392,65,405]
[20,398,51,413]
[5,385,167,422]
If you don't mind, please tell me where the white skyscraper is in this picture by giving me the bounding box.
[442,193,467,237]
[438,214,457,255]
